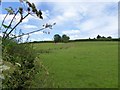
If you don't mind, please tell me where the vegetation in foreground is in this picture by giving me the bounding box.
[1,0,50,88]
[32,41,118,88]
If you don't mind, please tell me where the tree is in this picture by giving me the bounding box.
[97,35,101,39]
[107,36,112,39]
[54,34,61,43]
[102,36,106,38]
[62,34,70,43]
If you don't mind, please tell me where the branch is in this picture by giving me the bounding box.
[0,12,9,30]
[4,13,30,39]
[10,23,56,40]
[10,27,46,40]
[3,11,19,38]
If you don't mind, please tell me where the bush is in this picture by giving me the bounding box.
[2,38,37,88]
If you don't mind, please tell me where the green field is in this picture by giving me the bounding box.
[32,41,118,88]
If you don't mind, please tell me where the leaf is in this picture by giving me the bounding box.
[2,24,9,28]
[27,1,32,7]
[36,10,43,19]
[53,22,56,25]
[5,7,14,15]
[39,10,42,15]
[40,15,43,19]
[38,10,43,19]
[27,7,30,12]
[19,7,23,14]
[5,8,12,12]
[2,24,12,29]
[32,3,35,8]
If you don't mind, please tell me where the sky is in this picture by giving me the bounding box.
[0,0,119,41]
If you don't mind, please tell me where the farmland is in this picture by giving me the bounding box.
[32,41,118,88]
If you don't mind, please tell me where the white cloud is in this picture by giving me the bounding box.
[62,30,80,35]
[32,31,43,35]
[48,2,86,26]
[43,38,52,41]
[52,2,118,39]
[29,37,52,41]
[21,24,38,29]
[62,30,81,40]
[42,10,50,19]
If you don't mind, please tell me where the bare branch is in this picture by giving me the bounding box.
[3,11,19,38]
[10,23,56,40]
[4,13,30,39]
[0,12,9,30]
[10,27,46,40]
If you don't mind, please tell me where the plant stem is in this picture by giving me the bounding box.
[3,11,19,38]
[0,12,9,30]
[4,13,30,39]
[10,27,46,40]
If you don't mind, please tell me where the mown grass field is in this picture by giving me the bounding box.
[32,41,118,88]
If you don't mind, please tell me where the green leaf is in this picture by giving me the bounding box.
[2,24,9,28]
[5,7,14,15]
[26,1,32,7]
[19,7,23,14]
[2,24,12,29]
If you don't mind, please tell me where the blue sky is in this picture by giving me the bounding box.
[0,0,118,41]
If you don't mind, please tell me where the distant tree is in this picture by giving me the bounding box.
[54,34,61,43]
[102,36,106,38]
[97,35,101,39]
[107,36,112,39]
[62,34,70,43]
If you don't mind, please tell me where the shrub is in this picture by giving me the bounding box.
[2,38,36,88]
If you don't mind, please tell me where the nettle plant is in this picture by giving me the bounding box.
[1,0,55,88]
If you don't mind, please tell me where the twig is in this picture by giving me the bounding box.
[10,27,46,40]
[10,23,56,40]
[4,13,30,39]
[0,12,9,30]
[3,11,19,38]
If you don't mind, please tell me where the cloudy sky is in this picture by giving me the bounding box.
[0,0,119,41]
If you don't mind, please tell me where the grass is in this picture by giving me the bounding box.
[32,41,118,88]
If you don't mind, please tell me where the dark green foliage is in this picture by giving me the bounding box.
[54,34,61,43]
[19,7,23,14]
[2,24,10,29]
[97,35,101,39]
[26,1,43,19]
[1,0,49,88]
[53,34,70,43]
[61,34,70,43]
[5,7,15,15]
[2,38,36,88]
[107,36,112,39]
[3,68,35,88]
[96,35,112,41]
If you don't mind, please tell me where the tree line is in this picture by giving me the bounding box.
[96,35,112,39]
